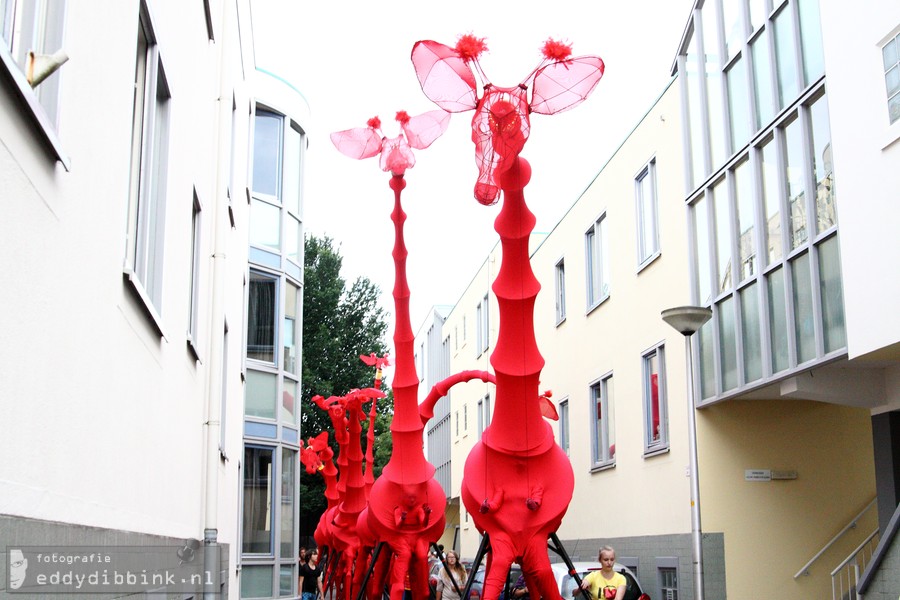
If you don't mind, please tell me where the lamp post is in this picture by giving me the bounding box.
[661,305,712,600]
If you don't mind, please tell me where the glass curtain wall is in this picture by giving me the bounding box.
[242,105,305,599]
[679,0,844,403]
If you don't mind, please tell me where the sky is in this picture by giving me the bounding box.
[253,0,694,340]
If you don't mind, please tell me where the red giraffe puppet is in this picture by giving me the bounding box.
[301,432,339,559]
[411,35,605,600]
[337,388,387,600]
[355,354,393,600]
[332,112,450,600]
[311,394,353,599]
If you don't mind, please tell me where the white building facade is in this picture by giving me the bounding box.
[0,2,311,598]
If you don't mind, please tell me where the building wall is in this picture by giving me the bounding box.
[700,399,876,599]
[444,249,497,557]
[818,1,900,362]
[0,1,311,598]
[0,0,241,540]
[536,80,693,542]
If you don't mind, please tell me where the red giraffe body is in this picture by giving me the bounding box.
[412,35,604,600]
[365,175,446,600]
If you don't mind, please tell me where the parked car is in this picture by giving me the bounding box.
[465,563,522,600]
[550,562,649,600]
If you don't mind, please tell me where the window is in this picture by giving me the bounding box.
[187,189,202,357]
[643,345,668,453]
[659,567,678,600]
[884,32,900,123]
[585,214,610,309]
[249,108,306,267]
[283,282,300,375]
[463,404,468,432]
[280,447,296,557]
[636,159,660,266]
[681,0,841,404]
[559,399,570,455]
[477,395,490,440]
[476,293,489,355]
[247,271,277,363]
[590,374,615,468]
[554,258,566,324]
[418,341,425,381]
[477,399,484,440]
[219,322,229,457]
[455,411,459,437]
[124,3,171,328]
[283,123,304,266]
[0,0,67,130]
[245,370,277,420]
[243,445,274,554]
[241,444,297,598]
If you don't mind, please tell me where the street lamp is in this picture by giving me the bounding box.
[661,305,712,600]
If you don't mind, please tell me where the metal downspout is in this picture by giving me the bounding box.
[203,1,234,596]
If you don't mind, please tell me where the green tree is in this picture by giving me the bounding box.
[299,234,393,538]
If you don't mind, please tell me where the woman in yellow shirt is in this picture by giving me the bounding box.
[580,546,626,600]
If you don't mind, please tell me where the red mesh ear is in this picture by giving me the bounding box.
[531,56,605,115]
[411,40,478,113]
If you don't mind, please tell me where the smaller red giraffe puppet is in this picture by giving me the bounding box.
[331,109,450,600]
[411,34,605,600]
[355,353,393,600]
[300,432,339,559]
[311,389,384,600]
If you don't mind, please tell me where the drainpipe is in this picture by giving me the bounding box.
[202,2,234,596]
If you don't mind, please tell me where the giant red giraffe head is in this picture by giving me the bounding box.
[411,35,605,205]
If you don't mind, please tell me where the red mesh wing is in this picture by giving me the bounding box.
[411,40,478,113]
[330,126,382,160]
[530,56,605,115]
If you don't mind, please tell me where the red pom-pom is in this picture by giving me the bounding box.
[455,34,488,61]
[395,110,410,125]
[367,116,382,129]
[541,39,572,62]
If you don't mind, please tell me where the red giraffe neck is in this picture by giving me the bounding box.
[482,157,554,455]
[380,174,433,483]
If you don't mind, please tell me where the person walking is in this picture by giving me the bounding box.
[436,551,468,600]
[580,546,626,600]
[299,549,324,600]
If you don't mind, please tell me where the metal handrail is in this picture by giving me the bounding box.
[830,529,880,577]
[793,497,877,579]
